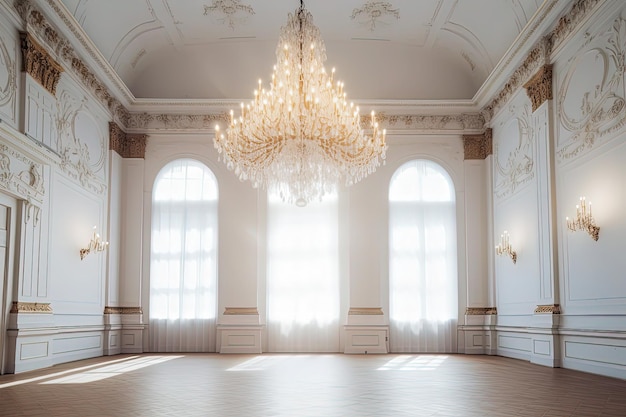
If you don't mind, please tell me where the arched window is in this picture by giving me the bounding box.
[388,159,458,352]
[149,159,218,352]
[266,191,340,352]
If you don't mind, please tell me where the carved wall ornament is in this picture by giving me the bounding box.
[0,143,45,202]
[534,304,561,314]
[351,1,400,31]
[557,16,626,161]
[465,307,497,315]
[376,113,485,132]
[0,34,17,110]
[19,32,63,96]
[109,122,147,158]
[55,89,107,194]
[524,65,553,111]
[10,301,52,313]
[494,104,535,198]
[463,129,492,160]
[546,0,602,52]
[126,112,230,131]
[204,0,255,30]
[104,306,143,315]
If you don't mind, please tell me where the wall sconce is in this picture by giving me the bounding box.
[80,226,109,260]
[495,231,517,264]
[566,196,599,241]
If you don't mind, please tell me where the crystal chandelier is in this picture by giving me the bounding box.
[214,0,387,206]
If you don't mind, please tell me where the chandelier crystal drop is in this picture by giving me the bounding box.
[213,1,387,206]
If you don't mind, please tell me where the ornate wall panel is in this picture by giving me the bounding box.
[0,20,18,127]
[55,84,107,195]
[493,96,536,200]
[0,141,45,204]
[24,80,58,150]
[556,14,626,162]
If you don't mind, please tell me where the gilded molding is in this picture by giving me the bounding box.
[109,122,147,158]
[104,306,143,315]
[463,129,492,160]
[534,304,561,314]
[126,112,229,131]
[19,32,63,95]
[348,307,384,315]
[524,65,553,111]
[376,113,485,132]
[465,307,497,316]
[224,307,258,315]
[10,301,52,313]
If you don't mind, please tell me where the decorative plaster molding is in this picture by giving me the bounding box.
[0,33,17,110]
[463,129,492,160]
[104,306,143,315]
[534,304,561,314]
[484,0,601,120]
[376,113,485,132]
[546,0,602,53]
[224,307,258,315]
[348,307,384,315]
[10,301,52,313]
[524,65,553,112]
[203,0,255,30]
[109,122,147,158]
[465,307,497,315]
[351,1,400,31]
[494,104,535,198]
[15,1,130,127]
[19,32,63,95]
[556,15,626,161]
[0,143,45,203]
[126,112,229,131]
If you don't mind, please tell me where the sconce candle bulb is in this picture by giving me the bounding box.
[495,230,517,264]
[80,226,109,260]
[566,196,599,241]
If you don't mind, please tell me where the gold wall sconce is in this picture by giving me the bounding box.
[80,226,109,260]
[495,231,517,264]
[566,196,599,241]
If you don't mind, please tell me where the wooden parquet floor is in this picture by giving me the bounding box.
[0,353,624,416]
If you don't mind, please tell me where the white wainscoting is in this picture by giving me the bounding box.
[344,326,388,354]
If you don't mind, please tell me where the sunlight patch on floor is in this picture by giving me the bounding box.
[377,355,448,371]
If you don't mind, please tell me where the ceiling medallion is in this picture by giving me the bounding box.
[214,0,387,207]
[203,0,255,30]
[351,1,400,31]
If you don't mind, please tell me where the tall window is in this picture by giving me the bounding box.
[149,159,218,352]
[389,159,458,352]
[266,191,340,352]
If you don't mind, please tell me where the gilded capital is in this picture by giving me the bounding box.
[524,65,553,112]
[534,304,561,314]
[19,32,63,95]
[109,122,147,158]
[463,128,492,160]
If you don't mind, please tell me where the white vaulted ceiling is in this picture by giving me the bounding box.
[55,0,546,101]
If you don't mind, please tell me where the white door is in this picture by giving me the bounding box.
[0,194,16,375]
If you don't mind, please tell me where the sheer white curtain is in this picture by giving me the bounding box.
[149,159,218,352]
[389,160,458,352]
[266,191,340,352]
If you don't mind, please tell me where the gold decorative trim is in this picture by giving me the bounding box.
[19,32,63,95]
[348,307,384,315]
[224,307,258,315]
[463,129,492,160]
[109,122,147,158]
[10,301,53,313]
[524,65,553,111]
[465,307,497,316]
[534,304,561,314]
[104,306,143,315]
